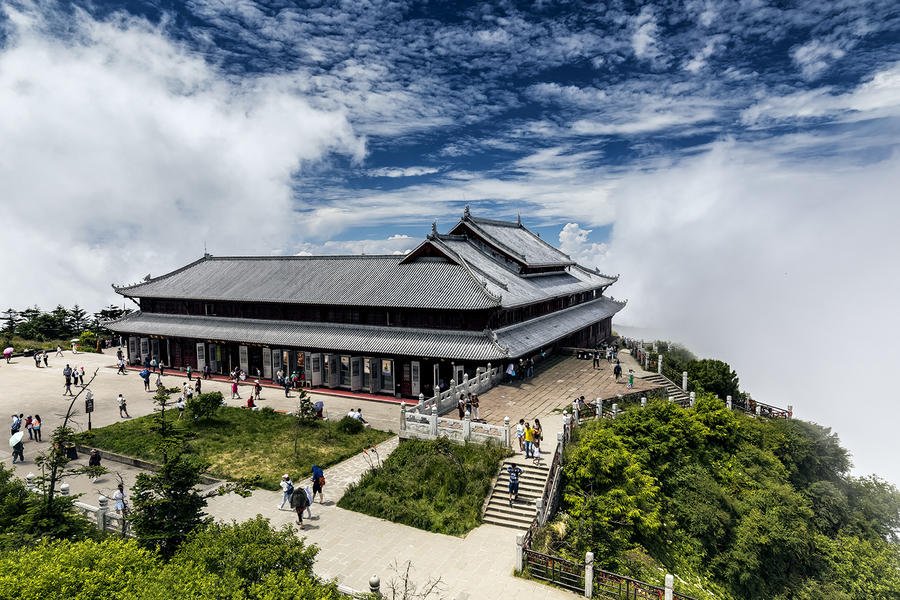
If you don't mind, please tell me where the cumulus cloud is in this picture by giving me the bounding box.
[558,223,608,265]
[0,3,363,309]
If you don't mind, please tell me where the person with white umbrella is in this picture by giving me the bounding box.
[3,347,12,363]
[10,432,24,464]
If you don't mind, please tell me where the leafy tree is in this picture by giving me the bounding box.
[1,308,18,341]
[92,304,132,332]
[562,423,661,563]
[68,304,88,334]
[686,358,741,400]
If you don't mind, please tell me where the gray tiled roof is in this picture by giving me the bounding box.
[450,216,575,267]
[114,255,499,310]
[495,296,625,357]
[105,295,625,361]
[427,236,617,308]
[105,311,508,361]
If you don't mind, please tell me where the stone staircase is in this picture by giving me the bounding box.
[482,453,550,530]
[640,373,690,406]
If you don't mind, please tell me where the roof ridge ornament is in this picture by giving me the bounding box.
[463,204,470,219]
[517,214,521,226]
[429,221,437,239]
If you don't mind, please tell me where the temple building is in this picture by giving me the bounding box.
[105,208,625,398]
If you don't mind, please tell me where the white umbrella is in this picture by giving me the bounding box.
[70,339,80,343]
[9,431,24,447]
[3,347,13,355]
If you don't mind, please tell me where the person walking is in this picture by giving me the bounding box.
[88,449,102,483]
[195,379,202,396]
[613,360,622,380]
[159,362,165,377]
[203,364,211,380]
[55,345,63,357]
[279,474,294,510]
[117,394,130,418]
[311,465,325,504]
[472,394,480,421]
[523,422,534,459]
[254,380,261,401]
[186,365,193,381]
[32,415,42,442]
[176,398,186,420]
[507,464,523,507]
[533,419,542,452]
[42,352,48,367]
[627,369,634,389]
[231,380,240,399]
[11,438,24,464]
[593,349,600,369]
[10,414,21,437]
[113,484,126,514]
[117,358,126,375]
[290,482,311,529]
[283,378,291,397]
[140,369,151,391]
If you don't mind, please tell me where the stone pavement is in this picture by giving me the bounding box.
[0,349,599,599]
[476,352,662,426]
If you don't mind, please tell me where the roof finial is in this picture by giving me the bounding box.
[464,204,470,219]
[430,221,438,238]
[516,214,521,226]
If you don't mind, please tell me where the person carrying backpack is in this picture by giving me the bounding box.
[279,474,294,510]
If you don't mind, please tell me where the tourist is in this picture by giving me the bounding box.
[606,346,612,363]
[150,357,157,373]
[186,365,193,381]
[195,379,202,396]
[176,397,186,420]
[42,352,48,367]
[159,362,165,377]
[524,422,534,458]
[347,408,360,420]
[231,380,240,399]
[506,363,515,383]
[246,396,255,409]
[254,380,261,401]
[276,368,283,386]
[10,414,21,436]
[593,349,600,369]
[532,444,541,466]
[279,474,294,509]
[118,394,130,418]
[627,369,634,389]
[533,419,542,453]
[34,353,41,368]
[117,358,126,374]
[283,378,291,397]
[303,486,313,519]
[32,415,42,442]
[113,484,126,514]
[464,394,473,418]
[507,464,523,507]
[55,345,63,357]
[614,361,622,380]
[312,465,325,504]
[140,369,151,391]
[11,438,24,464]
[457,394,465,419]
[88,449,102,483]
[71,341,77,354]
[527,358,534,378]
[356,408,368,426]
[472,395,480,421]
[518,358,526,381]
[516,419,525,452]
[203,364,211,379]
[24,416,33,440]
[291,482,311,529]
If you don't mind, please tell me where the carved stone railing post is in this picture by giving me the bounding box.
[369,575,382,598]
[430,405,438,437]
[516,533,525,572]
[536,496,544,526]
[572,399,579,423]
[97,495,109,531]
[595,397,602,419]
[463,410,471,441]
[690,392,695,407]
[665,573,674,600]
[641,396,646,408]
[682,371,688,391]
[60,483,70,496]
[503,416,510,448]
[658,353,663,375]
[726,396,732,410]
[400,402,407,432]
[612,403,618,420]
[585,552,595,597]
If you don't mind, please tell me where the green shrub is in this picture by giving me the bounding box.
[187,392,224,420]
[336,416,364,435]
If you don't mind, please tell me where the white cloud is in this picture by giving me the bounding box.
[558,223,608,265]
[792,39,847,80]
[368,167,439,178]
[631,7,666,66]
[0,3,363,309]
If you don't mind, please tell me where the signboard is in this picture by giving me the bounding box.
[262,348,272,379]
[239,345,249,373]
[411,361,420,397]
[85,398,94,413]
[196,343,206,371]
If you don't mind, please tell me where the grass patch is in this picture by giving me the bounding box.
[83,407,392,490]
[337,437,512,536]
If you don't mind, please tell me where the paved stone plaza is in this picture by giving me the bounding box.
[0,347,655,600]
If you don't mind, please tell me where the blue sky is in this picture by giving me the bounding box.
[2,0,900,483]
